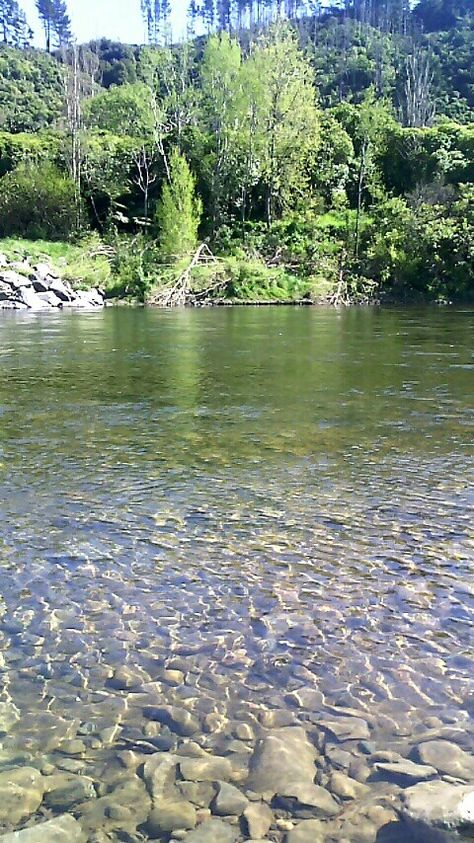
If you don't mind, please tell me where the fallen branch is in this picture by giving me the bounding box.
[149,244,220,307]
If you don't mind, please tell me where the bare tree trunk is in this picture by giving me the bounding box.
[402,49,435,128]
[354,140,367,259]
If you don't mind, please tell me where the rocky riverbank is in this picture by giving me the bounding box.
[0,256,105,311]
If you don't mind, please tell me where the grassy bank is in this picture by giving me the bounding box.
[0,237,315,305]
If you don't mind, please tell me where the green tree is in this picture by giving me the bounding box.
[243,24,321,225]
[0,0,31,46]
[155,148,202,258]
[36,0,71,51]
[83,83,155,137]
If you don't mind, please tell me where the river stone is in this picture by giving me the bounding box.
[0,767,45,824]
[259,710,297,729]
[275,782,340,819]
[247,727,317,797]
[374,760,438,785]
[233,722,255,741]
[180,756,233,782]
[212,781,248,815]
[143,752,179,800]
[319,716,370,742]
[400,781,474,842]
[183,818,239,842]
[328,771,370,800]
[75,775,151,836]
[286,688,324,711]
[159,668,185,686]
[144,705,200,737]
[243,801,273,837]
[414,741,474,781]
[285,819,325,842]
[0,701,20,732]
[0,814,86,842]
[147,798,197,834]
[43,773,96,810]
[178,780,216,807]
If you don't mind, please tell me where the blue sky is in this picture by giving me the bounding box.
[22,0,187,46]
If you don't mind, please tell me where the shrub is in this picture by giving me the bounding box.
[0,163,79,240]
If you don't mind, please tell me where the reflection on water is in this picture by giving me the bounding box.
[0,307,473,842]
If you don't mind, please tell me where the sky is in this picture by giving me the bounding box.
[22,0,187,46]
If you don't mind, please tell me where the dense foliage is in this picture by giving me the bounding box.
[0,0,472,302]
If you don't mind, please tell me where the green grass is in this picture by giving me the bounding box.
[0,235,113,290]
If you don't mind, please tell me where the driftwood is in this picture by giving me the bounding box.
[149,243,222,307]
[329,252,350,306]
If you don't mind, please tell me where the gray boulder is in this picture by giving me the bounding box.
[49,278,73,302]
[400,780,474,842]
[36,291,63,308]
[0,767,45,824]
[247,727,318,797]
[17,287,49,310]
[0,814,85,842]
[0,270,30,290]
[414,741,474,781]
[183,818,239,842]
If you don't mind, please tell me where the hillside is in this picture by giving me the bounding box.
[0,0,473,303]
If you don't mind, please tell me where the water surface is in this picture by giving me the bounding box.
[0,307,473,841]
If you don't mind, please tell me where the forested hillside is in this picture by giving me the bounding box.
[0,0,473,303]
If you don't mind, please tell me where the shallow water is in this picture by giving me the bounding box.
[0,306,473,841]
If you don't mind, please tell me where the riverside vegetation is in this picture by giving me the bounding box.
[0,0,473,305]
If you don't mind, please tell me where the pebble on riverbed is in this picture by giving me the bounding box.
[0,258,104,311]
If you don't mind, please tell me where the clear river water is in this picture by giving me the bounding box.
[0,306,473,843]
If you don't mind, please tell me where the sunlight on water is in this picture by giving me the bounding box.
[0,307,472,842]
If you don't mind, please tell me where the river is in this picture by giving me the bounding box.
[0,307,472,842]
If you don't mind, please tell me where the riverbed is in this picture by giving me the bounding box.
[0,307,472,842]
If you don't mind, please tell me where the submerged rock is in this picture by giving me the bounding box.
[319,716,370,742]
[0,701,20,733]
[400,780,474,842]
[285,819,325,842]
[143,752,179,800]
[211,781,248,815]
[183,818,239,842]
[0,814,85,842]
[243,801,274,838]
[180,755,233,782]
[414,741,474,781]
[144,705,200,737]
[146,798,197,834]
[247,727,318,797]
[43,773,96,810]
[0,767,44,825]
[75,775,150,836]
[374,759,438,785]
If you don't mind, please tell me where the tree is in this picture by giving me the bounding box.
[83,83,156,137]
[243,24,321,225]
[0,0,32,47]
[155,148,202,258]
[401,49,436,128]
[36,0,71,52]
